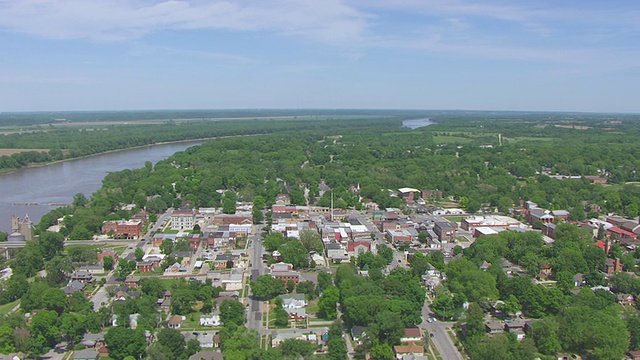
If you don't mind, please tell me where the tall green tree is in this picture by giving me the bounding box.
[318,286,340,319]
[278,240,309,269]
[250,275,286,299]
[39,231,65,260]
[156,328,186,359]
[220,299,246,327]
[105,327,147,360]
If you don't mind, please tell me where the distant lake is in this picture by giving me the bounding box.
[402,118,435,129]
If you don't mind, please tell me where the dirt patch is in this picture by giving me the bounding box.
[0,148,49,156]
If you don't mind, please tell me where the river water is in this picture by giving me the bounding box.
[402,118,434,129]
[0,140,206,233]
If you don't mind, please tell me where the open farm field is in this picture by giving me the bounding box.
[503,136,555,143]
[0,148,49,155]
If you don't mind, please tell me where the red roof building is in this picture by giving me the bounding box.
[608,227,638,240]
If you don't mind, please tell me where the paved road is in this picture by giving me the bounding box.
[246,225,266,334]
[91,286,109,311]
[419,302,464,360]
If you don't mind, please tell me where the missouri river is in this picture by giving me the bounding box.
[0,140,206,232]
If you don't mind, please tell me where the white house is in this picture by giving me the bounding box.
[199,314,221,327]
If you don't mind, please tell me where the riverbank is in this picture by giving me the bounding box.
[0,133,264,176]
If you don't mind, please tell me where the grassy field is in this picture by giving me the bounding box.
[503,136,555,143]
[0,300,19,315]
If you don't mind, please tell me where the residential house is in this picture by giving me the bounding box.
[485,321,504,334]
[61,280,85,296]
[73,349,99,360]
[70,271,94,283]
[573,273,585,287]
[165,262,185,273]
[270,328,327,348]
[199,314,221,327]
[184,332,215,348]
[80,333,105,351]
[171,250,194,267]
[143,255,164,268]
[538,264,553,281]
[125,275,141,289]
[480,261,491,271]
[279,294,308,320]
[167,315,184,329]
[393,343,424,359]
[505,320,526,341]
[617,293,635,306]
[159,293,172,312]
[351,326,370,346]
[400,328,422,343]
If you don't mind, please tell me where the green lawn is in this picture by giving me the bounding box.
[109,246,128,255]
[0,300,19,315]
[445,216,463,223]
[307,300,319,315]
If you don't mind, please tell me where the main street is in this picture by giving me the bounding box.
[246,224,267,335]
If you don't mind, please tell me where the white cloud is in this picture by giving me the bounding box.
[0,0,369,44]
[128,43,259,65]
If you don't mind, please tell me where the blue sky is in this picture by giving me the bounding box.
[0,0,638,113]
